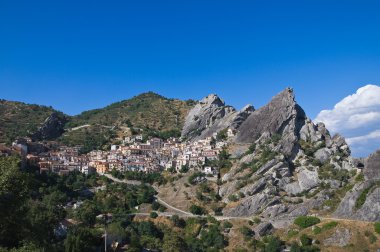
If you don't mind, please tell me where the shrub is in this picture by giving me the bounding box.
[369,234,377,244]
[216,129,228,141]
[189,204,207,216]
[355,184,375,209]
[238,192,245,199]
[228,194,238,202]
[365,231,378,244]
[179,165,189,173]
[188,172,205,185]
[318,163,351,182]
[245,143,256,155]
[223,221,233,229]
[151,201,160,211]
[300,234,312,246]
[294,216,321,229]
[313,226,322,235]
[239,226,254,238]
[158,205,167,212]
[271,134,282,144]
[171,215,186,228]
[150,212,158,219]
[264,236,282,252]
[374,222,380,235]
[287,230,299,238]
[253,217,261,224]
[355,173,364,182]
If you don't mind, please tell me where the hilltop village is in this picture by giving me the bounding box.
[6,129,234,177]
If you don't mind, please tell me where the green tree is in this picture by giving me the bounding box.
[0,156,29,247]
[264,236,282,252]
[200,225,225,250]
[189,204,206,215]
[216,129,228,141]
[75,201,99,226]
[64,227,97,252]
[162,232,187,252]
[300,234,312,246]
[150,212,158,219]
[26,197,65,246]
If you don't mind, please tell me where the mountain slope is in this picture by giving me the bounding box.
[162,88,378,228]
[66,92,194,131]
[0,100,64,144]
[60,92,195,150]
[1,92,194,149]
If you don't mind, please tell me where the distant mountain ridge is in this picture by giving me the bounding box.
[0,92,195,150]
[0,99,63,144]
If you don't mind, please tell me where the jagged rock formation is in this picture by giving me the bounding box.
[334,149,380,222]
[364,149,380,180]
[235,88,306,157]
[183,88,363,224]
[32,112,67,141]
[181,94,254,141]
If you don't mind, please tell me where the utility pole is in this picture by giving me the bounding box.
[104,214,108,252]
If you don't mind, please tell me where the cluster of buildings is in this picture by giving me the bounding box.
[16,134,227,176]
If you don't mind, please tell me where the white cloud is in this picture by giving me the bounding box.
[315,84,380,157]
[346,130,380,145]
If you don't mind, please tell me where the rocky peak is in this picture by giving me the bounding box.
[181,95,254,141]
[240,104,255,113]
[235,88,306,157]
[200,94,225,107]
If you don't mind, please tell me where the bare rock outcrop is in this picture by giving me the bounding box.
[31,112,67,141]
[235,88,306,157]
[364,149,380,180]
[284,168,320,195]
[334,180,380,222]
[223,193,272,217]
[181,94,254,141]
[323,228,351,247]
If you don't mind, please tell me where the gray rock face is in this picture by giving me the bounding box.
[300,120,324,143]
[262,204,288,219]
[284,168,320,195]
[256,159,288,176]
[240,177,267,196]
[235,88,306,157]
[334,181,380,222]
[223,193,270,217]
[364,149,380,180]
[314,148,332,163]
[181,94,254,141]
[254,222,273,237]
[323,228,351,247]
[32,112,67,141]
[354,187,380,221]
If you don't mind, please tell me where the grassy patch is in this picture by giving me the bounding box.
[322,221,338,231]
[355,184,376,210]
[294,216,321,229]
[374,222,380,235]
[287,229,299,238]
[313,226,322,235]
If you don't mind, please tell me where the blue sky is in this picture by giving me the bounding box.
[1,1,380,155]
